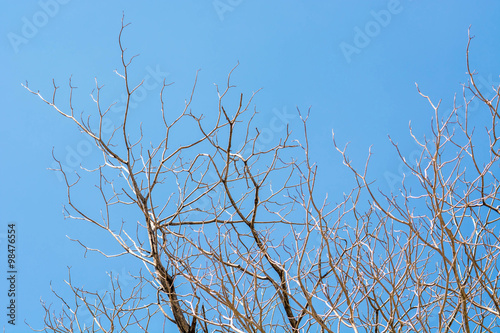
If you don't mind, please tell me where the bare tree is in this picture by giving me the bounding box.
[25,19,500,332]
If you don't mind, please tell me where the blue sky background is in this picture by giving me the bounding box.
[1,1,499,331]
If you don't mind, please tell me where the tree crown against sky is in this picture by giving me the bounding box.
[20,16,500,332]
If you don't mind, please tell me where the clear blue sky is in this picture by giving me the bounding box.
[1,1,499,331]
